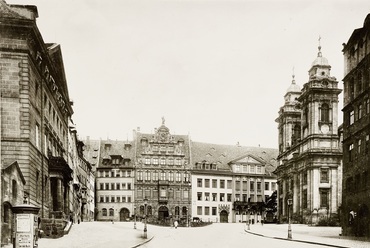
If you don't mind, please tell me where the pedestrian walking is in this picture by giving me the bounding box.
[174,220,178,229]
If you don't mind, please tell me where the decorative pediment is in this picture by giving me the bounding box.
[229,154,265,165]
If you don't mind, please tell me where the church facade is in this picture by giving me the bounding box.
[275,45,342,224]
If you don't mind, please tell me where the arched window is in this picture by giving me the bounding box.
[102,208,107,216]
[321,103,330,122]
[109,208,114,216]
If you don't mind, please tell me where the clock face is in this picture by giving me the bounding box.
[321,124,329,134]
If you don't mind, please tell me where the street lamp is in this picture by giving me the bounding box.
[134,205,136,229]
[143,198,148,239]
[287,198,293,239]
[247,208,250,230]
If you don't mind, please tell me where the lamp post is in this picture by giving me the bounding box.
[143,198,148,239]
[134,205,136,229]
[186,207,189,227]
[247,208,250,230]
[287,198,293,239]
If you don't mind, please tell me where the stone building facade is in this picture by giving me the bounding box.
[341,14,370,237]
[275,45,342,225]
[0,1,91,244]
[85,121,278,225]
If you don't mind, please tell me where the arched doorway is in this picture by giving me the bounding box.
[119,208,130,221]
[158,206,169,221]
[220,210,228,223]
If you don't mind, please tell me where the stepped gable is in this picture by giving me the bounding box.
[191,141,278,174]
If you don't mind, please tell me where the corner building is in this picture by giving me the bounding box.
[191,142,278,223]
[341,14,370,237]
[275,45,342,224]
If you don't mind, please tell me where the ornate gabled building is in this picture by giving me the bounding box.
[191,142,278,223]
[275,45,342,225]
[341,14,370,238]
[134,119,191,224]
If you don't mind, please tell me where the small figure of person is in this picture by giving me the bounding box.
[174,220,178,229]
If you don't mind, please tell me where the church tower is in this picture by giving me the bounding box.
[275,42,342,225]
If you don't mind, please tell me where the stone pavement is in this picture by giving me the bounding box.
[244,223,370,248]
[36,221,153,248]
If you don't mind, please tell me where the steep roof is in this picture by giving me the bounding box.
[190,141,278,175]
[99,139,135,166]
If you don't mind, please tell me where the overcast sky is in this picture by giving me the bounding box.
[8,0,370,148]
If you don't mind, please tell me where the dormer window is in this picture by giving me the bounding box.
[141,138,148,146]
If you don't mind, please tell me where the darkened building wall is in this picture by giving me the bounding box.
[341,13,370,238]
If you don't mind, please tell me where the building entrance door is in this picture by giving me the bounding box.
[119,208,130,221]
[220,210,228,223]
[158,206,169,220]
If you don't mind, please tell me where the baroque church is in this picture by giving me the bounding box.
[275,43,342,224]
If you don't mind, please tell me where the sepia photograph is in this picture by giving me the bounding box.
[1,0,370,247]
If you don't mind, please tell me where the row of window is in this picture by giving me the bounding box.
[234,164,263,174]
[196,178,276,191]
[143,157,184,166]
[35,122,65,158]
[99,195,132,203]
[136,188,189,199]
[98,170,132,178]
[99,182,132,190]
[197,192,232,202]
[196,192,265,202]
[347,98,370,126]
[347,69,369,101]
[141,139,184,149]
[197,206,218,216]
[347,134,370,161]
[137,170,189,182]
[280,170,329,195]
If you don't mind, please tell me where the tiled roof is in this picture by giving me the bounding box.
[190,141,278,175]
[99,139,135,165]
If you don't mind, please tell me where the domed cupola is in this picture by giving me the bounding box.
[308,38,331,78]
[284,73,301,103]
